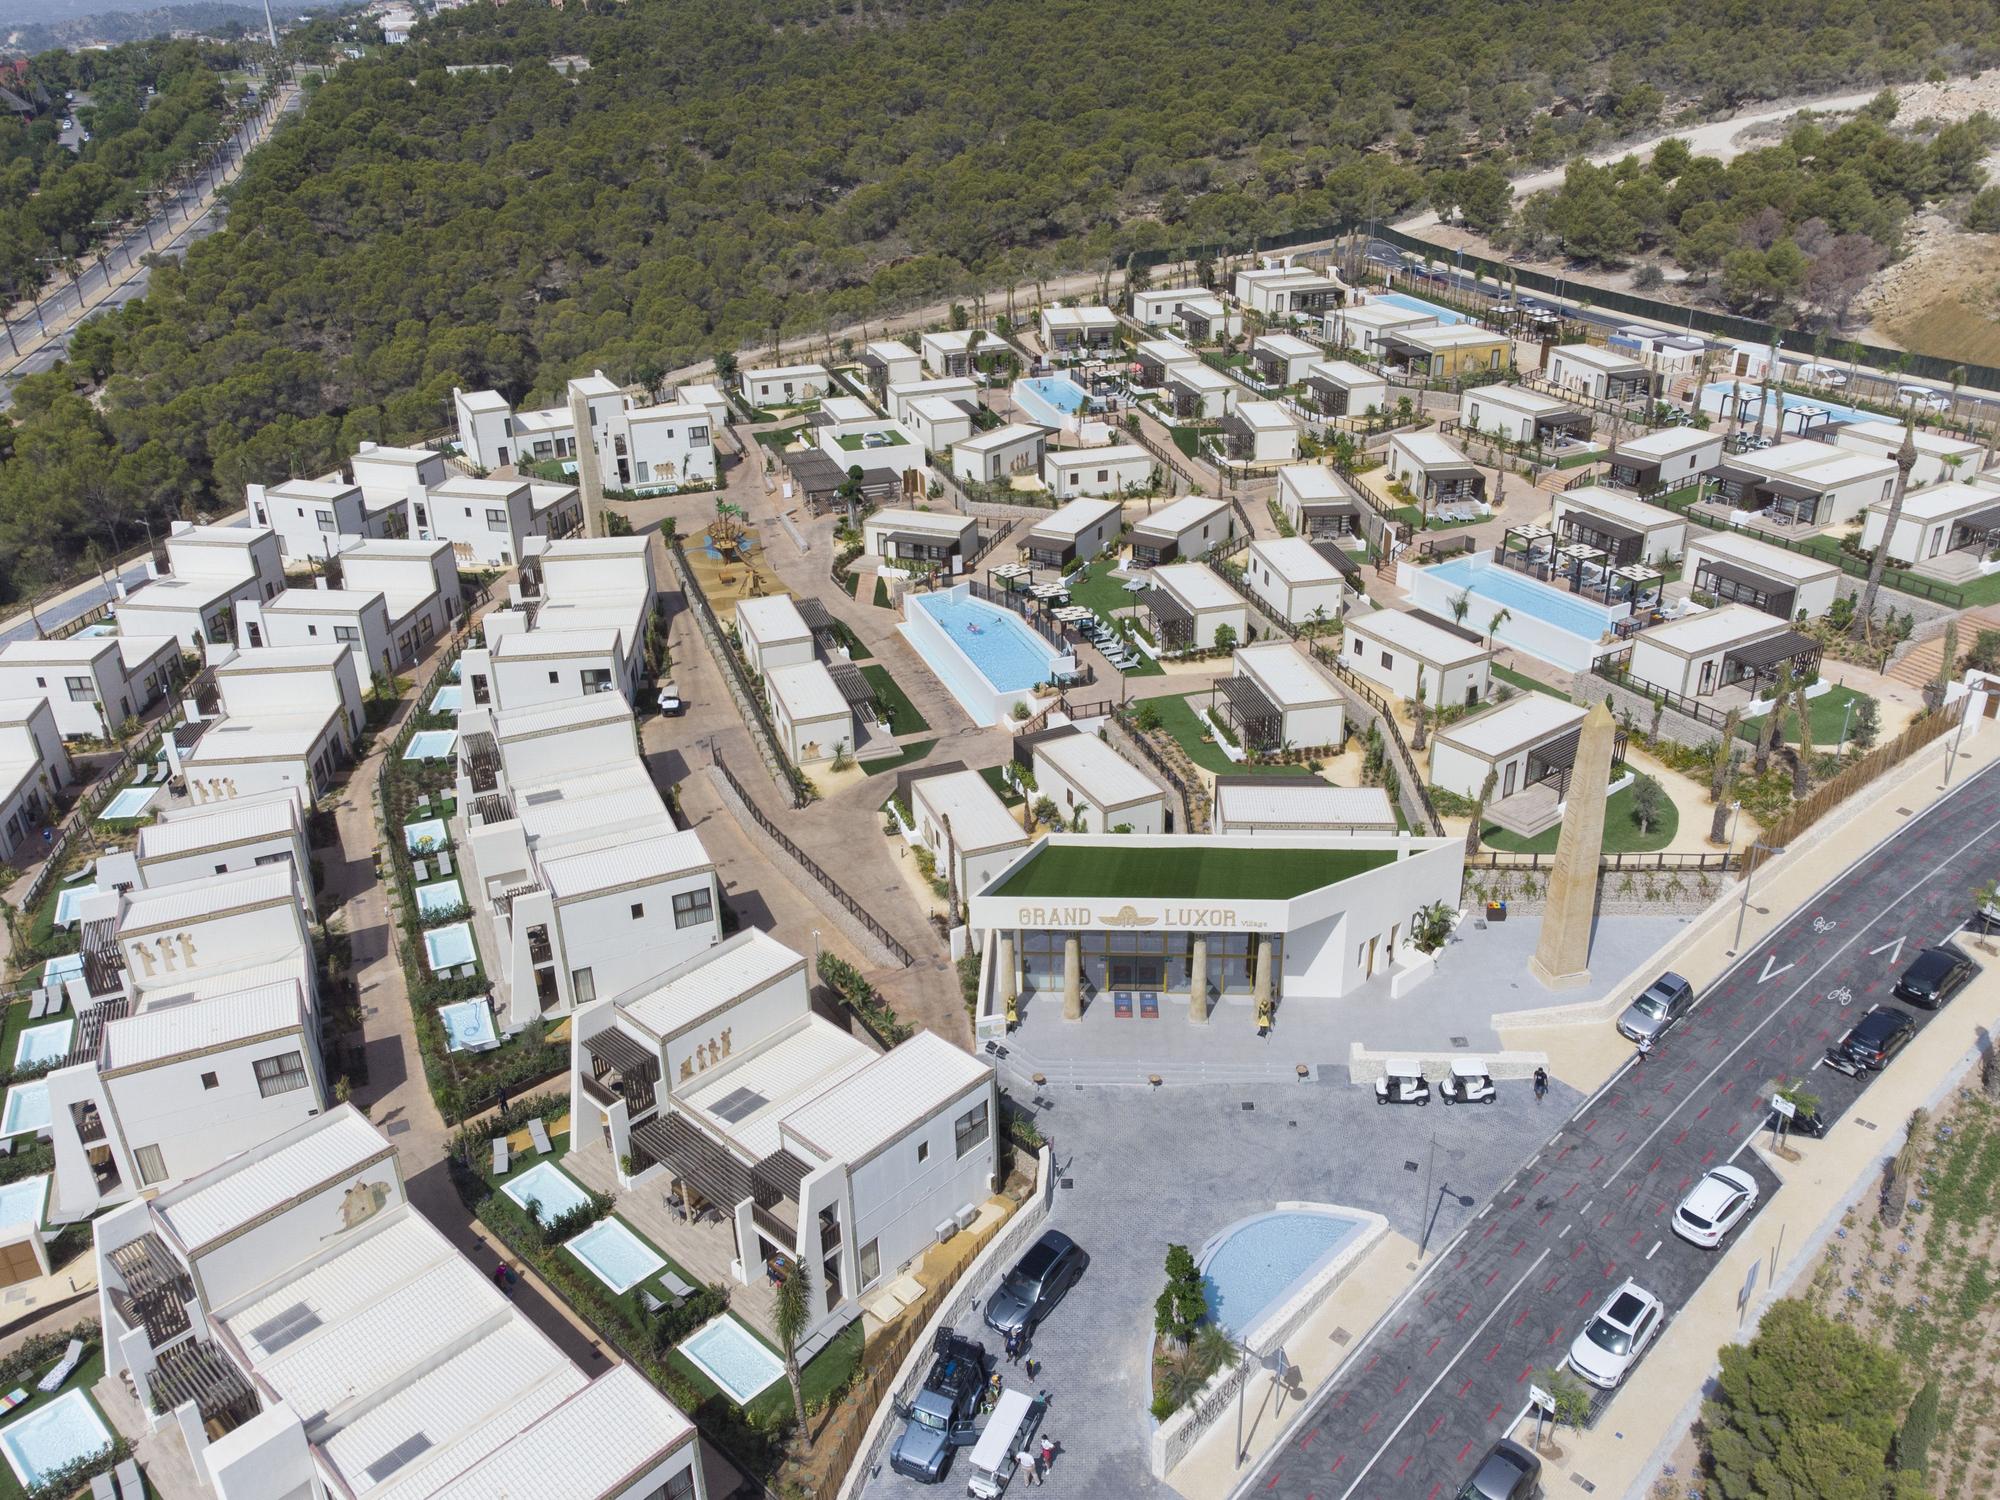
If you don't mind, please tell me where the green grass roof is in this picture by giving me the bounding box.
[990,844,1397,901]
[833,428,909,450]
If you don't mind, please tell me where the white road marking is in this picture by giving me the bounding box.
[1646,1239,1662,1260]
[1759,954,1795,983]
[1579,1200,1593,1216]
[1727,1134,1756,1165]
[1558,1224,1572,1240]
[1336,1250,1554,1500]
[1868,937,1906,964]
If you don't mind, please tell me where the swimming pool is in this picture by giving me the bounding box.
[679,1314,786,1404]
[1,1083,49,1138]
[1199,1207,1364,1343]
[430,684,463,714]
[96,785,155,821]
[1697,380,1871,429]
[439,998,498,1052]
[902,585,1073,726]
[1376,291,1468,325]
[502,1160,591,1224]
[0,1389,113,1490]
[41,954,81,990]
[0,1176,46,1233]
[416,877,464,917]
[50,885,98,928]
[12,1024,71,1072]
[1012,375,1091,429]
[404,818,448,854]
[565,1217,665,1295]
[403,729,458,760]
[1407,555,1624,672]
[423,922,477,972]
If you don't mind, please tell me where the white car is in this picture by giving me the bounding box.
[1900,385,1951,413]
[1672,1165,1759,1248]
[1567,1281,1664,1389]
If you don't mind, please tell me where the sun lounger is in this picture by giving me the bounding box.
[641,1290,667,1314]
[114,1459,143,1499]
[529,1118,552,1155]
[437,850,453,875]
[661,1270,698,1300]
[90,1474,115,1500]
[37,1338,82,1394]
[0,1388,27,1413]
[413,858,431,880]
[492,1137,509,1176]
[27,991,45,1021]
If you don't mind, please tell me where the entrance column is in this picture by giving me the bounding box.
[1252,935,1274,1026]
[997,931,1018,1023]
[1063,935,1082,1020]
[1188,936,1210,1024]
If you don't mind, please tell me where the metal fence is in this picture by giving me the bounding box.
[1308,641,1446,836]
[1588,650,1735,732]
[1468,849,1741,873]
[711,748,915,966]
[1669,496,1967,608]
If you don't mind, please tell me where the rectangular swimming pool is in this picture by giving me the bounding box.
[430,684,463,714]
[423,922,477,972]
[0,1390,113,1490]
[12,1024,71,1072]
[1406,555,1623,672]
[403,729,458,760]
[439,997,498,1052]
[1376,291,1468,325]
[501,1160,591,1224]
[1698,380,1870,429]
[51,885,98,928]
[0,1176,45,1233]
[96,785,155,821]
[1012,375,1090,428]
[903,585,1073,727]
[679,1314,785,1405]
[564,1217,665,1295]
[415,877,464,917]
[1,1083,49,1138]
[403,818,448,854]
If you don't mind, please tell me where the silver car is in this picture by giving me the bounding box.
[1617,972,1694,1043]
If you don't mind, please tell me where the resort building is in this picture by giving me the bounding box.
[1275,464,1366,543]
[1242,537,1348,627]
[1134,336,1202,387]
[919,329,1011,377]
[1379,324,1510,382]
[816,419,927,481]
[1129,495,1233,566]
[461,536,658,711]
[888,375,980,427]
[1343,607,1493,706]
[1460,385,1591,448]
[1603,426,1725,495]
[250,453,420,560]
[237,585,393,680]
[908,767,1031,904]
[739,363,830,406]
[174,644,366,804]
[733,595,818,677]
[952,424,1050,486]
[1164,361,1237,422]
[1303,359,1391,420]
[1038,305,1118,351]
[450,371,631,472]
[1021,496,1122,570]
[598,399,716,493]
[568,932,998,1350]
[1169,292,1239,343]
[859,338,923,397]
[1682,531,1842,620]
[903,395,979,454]
[970,831,1467,1032]
[766,660,856,766]
[1250,333,1321,387]
[1146,563,1248,652]
[336,537,462,665]
[1218,401,1300,464]
[862,508,979,571]
[1043,444,1153,498]
[1861,480,2000,572]
[1549,485,1689,566]
[1625,603,1822,700]
[1232,265,1342,319]
[1428,693,1592,804]
[1386,431,1487,508]
[0,636,180,740]
[0,697,70,860]
[1210,778,1397,837]
[1834,419,1985,489]
[456,693,721,1031]
[347,441,448,519]
[1131,287,1209,328]
[93,1107,708,1500]
[412,474,583,568]
[1031,731,1168,834]
[114,523,286,653]
[1542,343,1659,403]
[1213,641,1346,753]
[1325,301,1435,356]
[131,787,312,903]
[1700,438,1896,529]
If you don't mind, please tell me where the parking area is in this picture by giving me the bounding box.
[858,1072,1579,1499]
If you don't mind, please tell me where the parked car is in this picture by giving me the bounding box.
[1672,1165,1760,1248]
[888,1328,991,1482]
[1567,1281,1664,1389]
[983,1231,1085,1338]
[1892,946,1976,1010]
[1616,972,1695,1043]
[1823,1006,1918,1077]
[1374,1060,1432,1106]
[1899,384,1951,413]
[1457,1438,1542,1500]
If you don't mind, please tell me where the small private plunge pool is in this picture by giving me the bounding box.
[1198,1204,1384,1348]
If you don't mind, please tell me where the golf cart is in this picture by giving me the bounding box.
[656,680,684,717]
[1439,1058,1496,1105]
[1374,1060,1432,1106]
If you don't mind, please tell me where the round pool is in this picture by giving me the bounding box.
[1198,1207,1363,1340]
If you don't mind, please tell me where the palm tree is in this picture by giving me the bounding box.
[1859,421,1918,643]
[773,1263,811,1436]
[1753,664,1793,776]
[1708,753,1736,845]
[1410,676,1430,751]
[1789,679,1813,797]
[1449,590,1472,629]
[1486,608,1511,650]
[1467,768,1498,858]
[1708,709,1742,804]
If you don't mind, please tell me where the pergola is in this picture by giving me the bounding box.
[1723,629,1823,690]
[1693,558,1794,618]
[793,595,845,652]
[1210,675,1282,753]
[1144,586,1195,650]
[1556,509,1643,567]
[1525,721,1631,799]
[828,660,881,722]
[581,1028,660,1117]
[1948,504,2000,557]
[1606,561,1665,611]
[150,1340,259,1429]
[1552,542,1607,591]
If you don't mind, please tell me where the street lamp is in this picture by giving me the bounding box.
[1728,839,1787,957]
[1836,696,1854,756]
[1942,699,1973,789]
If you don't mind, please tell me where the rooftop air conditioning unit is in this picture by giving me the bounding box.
[953,1204,980,1232]
[933,1219,959,1246]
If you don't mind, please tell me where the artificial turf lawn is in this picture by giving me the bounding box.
[1480,778,1679,854]
[1491,663,1571,701]
[991,843,1395,900]
[1731,685,1874,750]
[860,664,930,733]
[1143,693,1315,776]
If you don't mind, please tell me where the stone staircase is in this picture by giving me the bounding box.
[1889,605,2000,688]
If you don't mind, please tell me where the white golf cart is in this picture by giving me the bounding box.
[1439,1058,1496,1105]
[1374,1060,1432,1106]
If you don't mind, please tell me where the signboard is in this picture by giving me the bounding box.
[1529,1384,1555,1413]
[1771,1096,1796,1120]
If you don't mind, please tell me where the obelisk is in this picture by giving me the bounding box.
[1529,699,1617,989]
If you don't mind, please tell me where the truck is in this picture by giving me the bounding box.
[887,1328,991,1483]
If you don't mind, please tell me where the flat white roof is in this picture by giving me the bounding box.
[1255,332,1320,358]
[1279,464,1353,501]
[865,507,975,537]
[1043,304,1116,328]
[1214,781,1396,830]
[1137,337,1199,366]
[1394,431,1472,469]
[1550,342,1647,372]
[1306,359,1383,388]
[1469,384,1580,417]
[541,828,711,901]
[1045,443,1149,470]
[1134,494,1227,537]
[768,660,853,723]
[682,1014,877,1160]
[1349,607,1491,666]
[1402,324,1507,350]
[156,1103,388,1250]
[1868,479,1998,522]
[1638,603,1785,656]
[733,594,812,646]
[1437,693,1586,759]
[1557,485,1686,533]
[1836,419,1982,457]
[1030,496,1121,539]
[1618,425,1719,461]
[1235,400,1296,432]
[1170,363,1233,392]
[264,587,384,615]
[743,362,828,381]
[1154,562,1240,613]
[103,979,301,1072]
[865,339,918,362]
[422,1365,694,1500]
[1683,529,1841,583]
[910,394,975,424]
[1249,536,1343,585]
[1339,303,1434,330]
[137,794,297,862]
[120,862,294,932]
[911,768,1029,855]
[618,929,805,1040]
[1037,732,1162,809]
[1235,640,1339,707]
[1737,439,1892,484]
[783,1030,990,1167]
[955,423,1047,454]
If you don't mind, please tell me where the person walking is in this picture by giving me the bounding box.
[1533,1066,1548,1103]
[1039,1435,1057,1474]
[1635,1034,1653,1066]
[1017,1447,1041,1485]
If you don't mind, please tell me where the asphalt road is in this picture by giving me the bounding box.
[1235,756,2000,1500]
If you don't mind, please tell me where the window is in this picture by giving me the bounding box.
[200,1072,219,1091]
[639,1470,698,1500]
[1351,637,1363,658]
[306,624,319,636]
[334,625,359,643]
[487,508,509,531]
[255,1052,309,1098]
[635,461,650,484]
[630,903,645,920]
[673,888,714,930]
[571,967,596,1004]
[954,1100,990,1158]
[214,864,229,875]
[547,670,560,684]
[134,1145,168,1186]
[315,509,336,532]
[1379,650,1392,669]
[690,425,710,448]
[858,1238,881,1289]
[65,675,94,703]
[916,1139,929,1164]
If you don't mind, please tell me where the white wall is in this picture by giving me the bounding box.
[556,872,721,1011]
[1048,453,1152,497]
[843,1080,996,1299]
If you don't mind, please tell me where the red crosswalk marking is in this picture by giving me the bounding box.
[1427,1415,1445,1436]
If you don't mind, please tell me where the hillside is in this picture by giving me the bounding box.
[1,0,1998,604]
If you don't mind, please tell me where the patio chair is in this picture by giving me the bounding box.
[0,1389,25,1414]
[662,1270,698,1300]
[492,1137,509,1176]
[114,1459,143,1499]
[437,850,454,875]
[529,1118,552,1155]
[36,1338,82,1393]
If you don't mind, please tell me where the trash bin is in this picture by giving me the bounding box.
[1486,900,1507,922]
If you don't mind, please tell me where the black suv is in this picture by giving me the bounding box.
[1893,946,1977,1011]
[1457,1438,1542,1499]
[1825,1006,1918,1076]
[983,1231,1086,1338]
